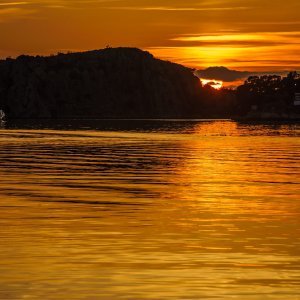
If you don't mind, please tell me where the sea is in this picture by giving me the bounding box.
[0,119,299,299]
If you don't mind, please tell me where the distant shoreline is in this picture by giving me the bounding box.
[4,117,300,123]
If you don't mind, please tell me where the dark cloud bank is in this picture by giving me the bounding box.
[195,66,290,83]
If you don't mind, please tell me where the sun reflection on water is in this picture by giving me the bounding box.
[0,120,299,299]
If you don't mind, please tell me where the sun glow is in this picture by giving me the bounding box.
[200,79,223,89]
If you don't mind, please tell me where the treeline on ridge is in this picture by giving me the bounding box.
[0,47,299,120]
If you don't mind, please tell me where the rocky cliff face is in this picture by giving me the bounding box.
[0,48,203,119]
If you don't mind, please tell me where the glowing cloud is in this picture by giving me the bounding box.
[201,79,223,89]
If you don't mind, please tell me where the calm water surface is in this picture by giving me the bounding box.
[0,120,299,299]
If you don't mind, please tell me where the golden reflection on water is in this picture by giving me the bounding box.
[0,121,299,299]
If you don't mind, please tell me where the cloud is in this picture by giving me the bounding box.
[0,2,28,6]
[94,0,251,11]
[147,43,300,72]
[195,67,250,82]
[0,7,36,22]
[103,6,250,11]
[168,40,297,48]
[195,66,292,85]
[146,31,300,71]
[171,32,300,47]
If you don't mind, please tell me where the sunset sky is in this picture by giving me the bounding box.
[1,0,300,79]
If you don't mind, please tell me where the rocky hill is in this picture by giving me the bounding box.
[0,48,204,119]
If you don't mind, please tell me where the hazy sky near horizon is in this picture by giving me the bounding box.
[0,0,300,72]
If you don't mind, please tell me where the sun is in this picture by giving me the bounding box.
[200,79,223,90]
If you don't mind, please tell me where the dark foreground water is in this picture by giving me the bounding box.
[0,120,299,299]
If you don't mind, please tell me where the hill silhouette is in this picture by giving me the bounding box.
[0,48,204,119]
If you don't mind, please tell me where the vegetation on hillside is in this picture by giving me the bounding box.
[0,48,203,118]
[0,47,299,120]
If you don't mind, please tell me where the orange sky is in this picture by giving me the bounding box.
[0,0,300,72]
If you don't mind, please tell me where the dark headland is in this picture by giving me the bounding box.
[0,48,204,119]
[0,47,299,120]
